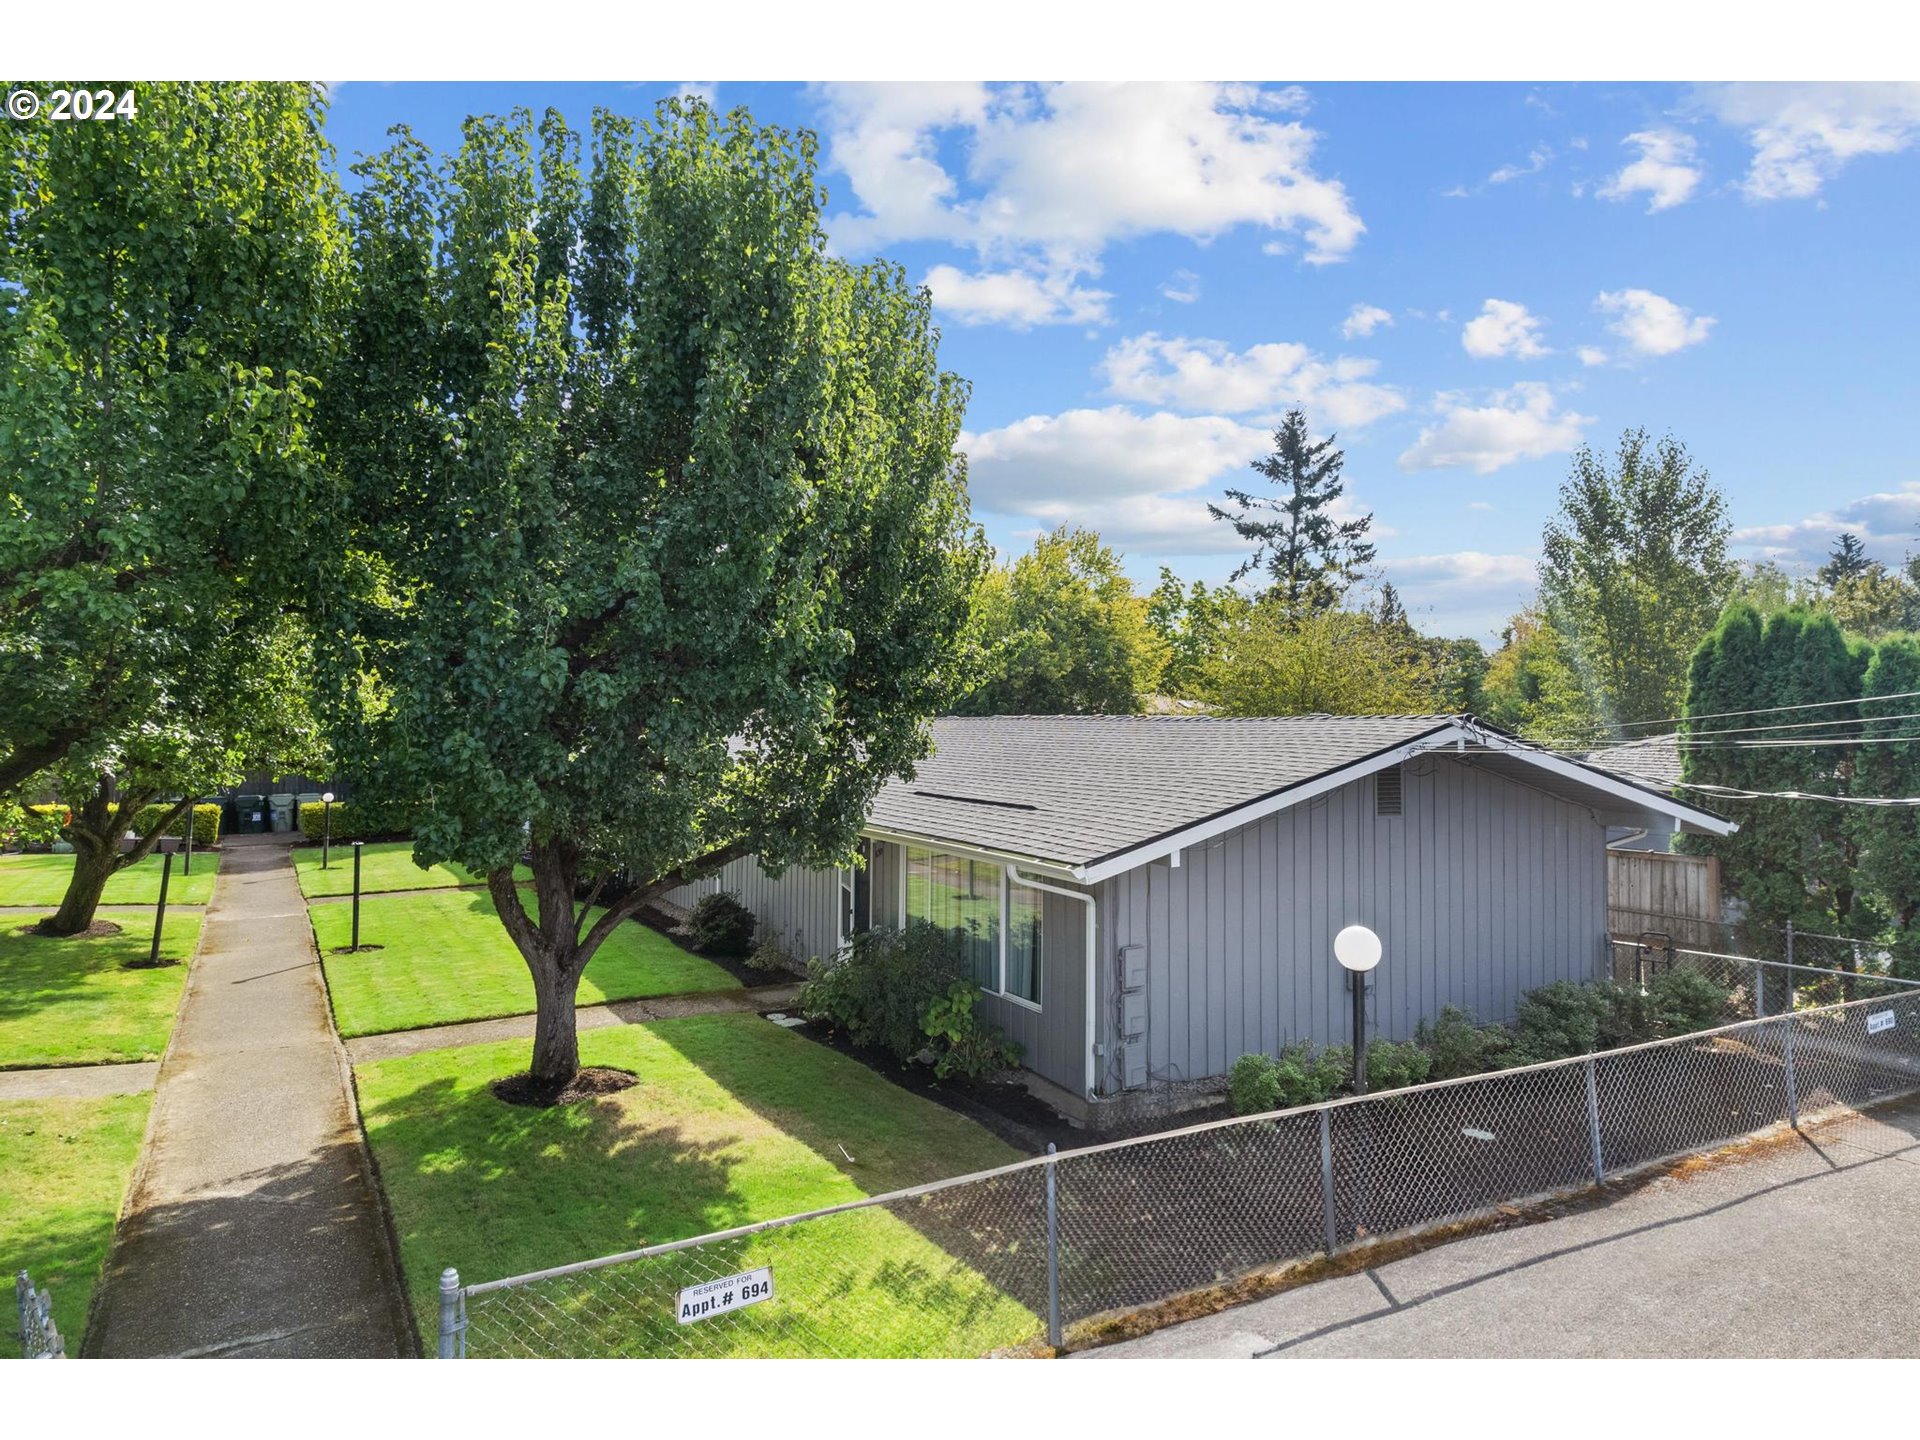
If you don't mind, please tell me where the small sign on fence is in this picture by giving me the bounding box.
[1868,1010,1897,1036]
[677,1267,774,1325]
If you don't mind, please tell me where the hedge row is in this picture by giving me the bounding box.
[6,801,222,847]
[296,799,412,841]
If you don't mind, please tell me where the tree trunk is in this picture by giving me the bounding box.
[40,840,121,936]
[528,951,586,1084]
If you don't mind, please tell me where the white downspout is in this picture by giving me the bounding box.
[1008,865,1099,1103]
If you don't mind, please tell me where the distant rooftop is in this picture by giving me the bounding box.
[1582,733,1683,790]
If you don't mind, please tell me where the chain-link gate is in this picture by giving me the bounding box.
[439,983,1920,1358]
[15,1271,65,1359]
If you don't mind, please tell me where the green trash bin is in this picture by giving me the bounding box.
[233,794,267,834]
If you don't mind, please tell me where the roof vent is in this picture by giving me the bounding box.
[912,790,1039,812]
[1375,764,1404,817]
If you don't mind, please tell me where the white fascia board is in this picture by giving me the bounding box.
[858,824,1084,885]
[1076,722,1464,885]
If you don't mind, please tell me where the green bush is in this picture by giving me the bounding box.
[3,802,67,848]
[295,798,410,841]
[1507,980,1613,1065]
[1415,1005,1511,1080]
[921,980,1022,1081]
[1649,967,1732,1036]
[687,892,757,957]
[747,931,798,975]
[132,803,222,848]
[799,923,1019,1080]
[1228,1041,1351,1115]
[1365,1038,1433,1092]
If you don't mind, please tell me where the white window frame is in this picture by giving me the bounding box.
[897,842,1043,1013]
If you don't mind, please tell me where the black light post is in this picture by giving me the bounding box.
[149,848,175,967]
[321,791,337,870]
[1334,924,1382,1094]
[351,840,364,950]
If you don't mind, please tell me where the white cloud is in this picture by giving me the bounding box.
[1387,551,1540,638]
[1596,129,1703,212]
[1461,299,1551,360]
[922,263,1111,328]
[819,81,1365,268]
[1341,303,1393,339]
[1697,82,1920,200]
[1734,484,1920,567]
[1099,333,1406,429]
[1159,269,1202,304]
[1577,345,1610,367]
[1489,145,1552,184]
[1595,288,1715,357]
[1397,384,1591,475]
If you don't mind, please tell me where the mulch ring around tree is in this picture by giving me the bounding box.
[491,1065,638,1109]
[28,918,124,940]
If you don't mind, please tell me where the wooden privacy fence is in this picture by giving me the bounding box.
[1607,849,1720,947]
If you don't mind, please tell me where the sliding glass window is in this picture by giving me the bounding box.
[1004,877,1043,1005]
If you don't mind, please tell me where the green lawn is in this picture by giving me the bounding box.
[0,851,219,907]
[356,1014,1037,1357]
[312,888,740,1037]
[293,840,531,899]
[1,1093,152,1355]
[0,914,201,1069]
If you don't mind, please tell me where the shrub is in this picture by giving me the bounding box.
[1415,1005,1511,1080]
[799,923,1018,1080]
[747,930,799,975]
[1228,1041,1350,1115]
[687,892,757,957]
[921,980,1022,1081]
[132,803,222,848]
[1507,980,1612,1065]
[3,802,67,849]
[295,798,411,841]
[1649,967,1731,1036]
[1365,1038,1432,1092]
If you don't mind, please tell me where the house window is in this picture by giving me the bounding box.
[903,845,1043,1007]
[905,846,999,989]
[1375,763,1404,817]
[1004,877,1043,1005]
[840,839,873,946]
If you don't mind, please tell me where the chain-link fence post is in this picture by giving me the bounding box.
[437,1267,462,1358]
[1754,961,1767,1019]
[1044,1142,1062,1350]
[1318,1106,1337,1254]
[1785,920,1794,968]
[1583,1057,1606,1184]
[1782,1017,1800,1130]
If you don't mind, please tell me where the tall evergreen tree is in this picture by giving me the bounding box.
[1539,429,1735,732]
[1209,409,1374,618]
[1818,532,1872,587]
[1853,636,1920,975]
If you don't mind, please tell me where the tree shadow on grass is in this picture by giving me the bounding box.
[0,918,195,1063]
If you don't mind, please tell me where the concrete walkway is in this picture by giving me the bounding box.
[344,981,804,1064]
[1083,1097,1920,1359]
[0,1061,157,1100]
[84,835,410,1358]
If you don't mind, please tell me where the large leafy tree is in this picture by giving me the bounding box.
[1209,409,1375,618]
[39,618,327,936]
[1202,604,1445,717]
[0,82,346,798]
[1478,604,1603,741]
[956,528,1166,715]
[1852,636,1920,974]
[327,103,983,1090]
[1146,567,1252,699]
[1539,430,1735,733]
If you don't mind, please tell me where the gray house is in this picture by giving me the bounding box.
[672,714,1732,1119]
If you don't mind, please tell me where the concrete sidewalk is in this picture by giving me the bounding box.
[0,1061,157,1100]
[84,835,411,1358]
[1083,1099,1920,1359]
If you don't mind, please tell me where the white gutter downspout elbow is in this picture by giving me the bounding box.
[1008,865,1099,1103]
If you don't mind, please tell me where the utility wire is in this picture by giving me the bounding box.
[1673,781,1920,807]
[1533,687,1920,745]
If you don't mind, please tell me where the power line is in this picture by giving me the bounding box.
[1669,706,1920,740]
[1535,687,1920,745]
[1673,781,1920,807]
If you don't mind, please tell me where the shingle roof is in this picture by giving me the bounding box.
[1582,734,1683,790]
[869,714,1459,870]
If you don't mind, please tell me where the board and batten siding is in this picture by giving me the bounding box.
[1096,754,1609,1091]
[665,856,845,965]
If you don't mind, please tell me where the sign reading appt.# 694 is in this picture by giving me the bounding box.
[677,1267,774,1325]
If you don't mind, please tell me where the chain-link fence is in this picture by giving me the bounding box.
[440,982,1920,1359]
[1621,915,1896,976]
[15,1271,65,1359]
[1610,936,1916,1018]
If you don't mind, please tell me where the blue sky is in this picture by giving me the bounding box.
[323,81,1920,640]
